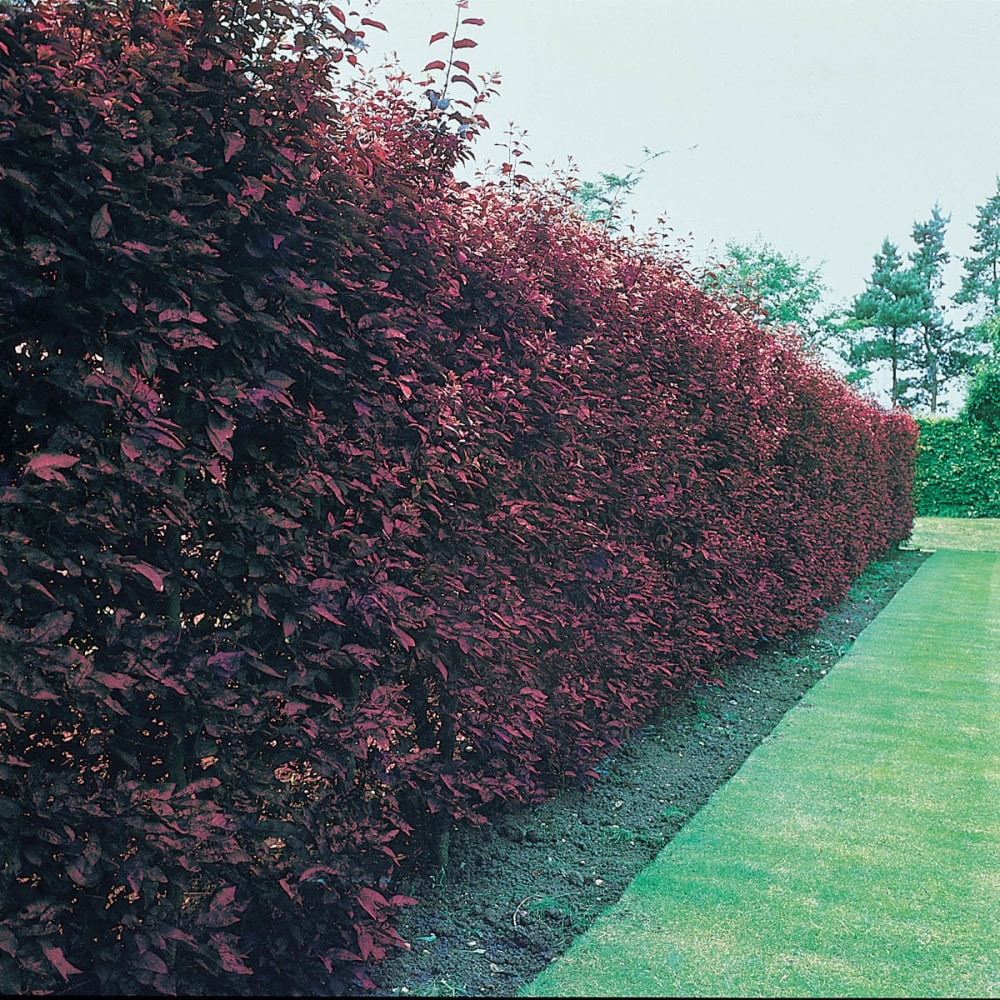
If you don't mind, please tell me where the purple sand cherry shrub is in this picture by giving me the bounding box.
[0,1,916,993]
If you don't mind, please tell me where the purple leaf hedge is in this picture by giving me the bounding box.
[0,2,916,993]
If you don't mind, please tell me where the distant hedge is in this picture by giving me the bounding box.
[913,417,1000,517]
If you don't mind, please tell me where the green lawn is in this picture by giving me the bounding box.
[523,543,1000,997]
[905,515,1000,552]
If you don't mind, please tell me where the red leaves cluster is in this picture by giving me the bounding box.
[0,0,916,995]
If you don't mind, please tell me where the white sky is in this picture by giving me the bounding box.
[360,0,1000,316]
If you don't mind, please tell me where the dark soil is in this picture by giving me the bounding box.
[365,549,929,998]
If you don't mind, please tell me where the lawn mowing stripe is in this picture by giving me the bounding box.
[522,550,1000,998]
[905,516,1000,553]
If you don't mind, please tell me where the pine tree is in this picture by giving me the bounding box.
[956,176,1000,316]
[845,239,924,407]
[908,205,980,413]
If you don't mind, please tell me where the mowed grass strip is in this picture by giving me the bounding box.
[523,549,1000,998]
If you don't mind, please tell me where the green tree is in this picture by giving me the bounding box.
[705,239,837,347]
[962,315,1000,428]
[572,147,664,231]
[907,205,981,413]
[956,175,1000,316]
[952,177,1000,415]
[845,238,925,407]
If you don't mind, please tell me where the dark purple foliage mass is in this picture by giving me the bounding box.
[0,2,916,993]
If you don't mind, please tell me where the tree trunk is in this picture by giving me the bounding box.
[891,329,900,406]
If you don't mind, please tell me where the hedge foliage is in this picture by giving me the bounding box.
[0,2,917,993]
[913,417,1000,517]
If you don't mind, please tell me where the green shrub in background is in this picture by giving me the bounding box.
[914,417,1000,516]
[964,354,1000,430]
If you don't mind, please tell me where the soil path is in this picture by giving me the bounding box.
[523,548,1000,998]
